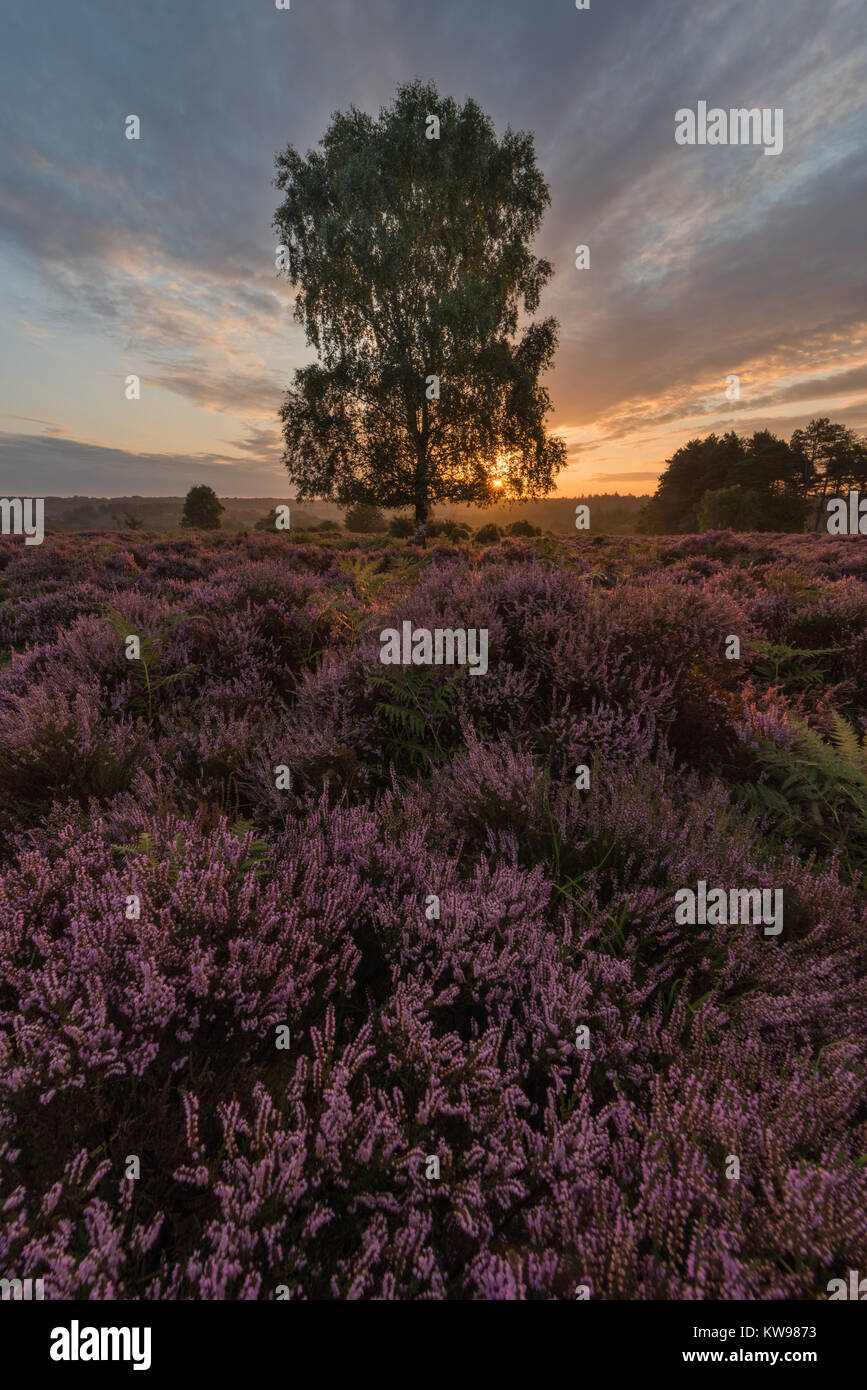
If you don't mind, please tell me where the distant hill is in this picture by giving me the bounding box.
[37,494,652,535]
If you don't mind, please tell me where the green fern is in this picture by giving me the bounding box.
[115,823,269,887]
[229,819,271,879]
[337,554,393,603]
[368,665,464,771]
[102,606,199,724]
[828,711,867,771]
[743,711,867,883]
[116,830,182,884]
[117,831,158,860]
[747,639,842,689]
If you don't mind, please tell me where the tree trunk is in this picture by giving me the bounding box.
[414,430,429,547]
[813,471,831,532]
[410,392,429,546]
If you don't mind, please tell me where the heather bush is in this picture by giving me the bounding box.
[1,530,866,1300]
[0,683,145,833]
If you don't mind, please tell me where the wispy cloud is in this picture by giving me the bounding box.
[0,431,289,495]
[0,0,864,493]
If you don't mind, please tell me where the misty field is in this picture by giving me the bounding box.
[1,528,866,1299]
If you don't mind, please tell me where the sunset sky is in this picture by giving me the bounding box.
[1,0,865,498]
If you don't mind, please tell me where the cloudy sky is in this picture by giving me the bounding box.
[1,0,865,497]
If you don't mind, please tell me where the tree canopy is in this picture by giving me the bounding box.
[638,419,867,535]
[273,79,566,543]
[180,484,224,530]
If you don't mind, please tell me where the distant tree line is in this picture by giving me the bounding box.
[638,418,867,535]
[39,492,652,537]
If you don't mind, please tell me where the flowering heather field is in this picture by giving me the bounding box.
[1,527,867,1301]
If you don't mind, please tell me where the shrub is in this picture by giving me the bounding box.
[425,520,471,541]
[2,529,867,1300]
[345,504,387,534]
[180,484,224,531]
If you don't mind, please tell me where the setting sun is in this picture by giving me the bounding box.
[490,452,513,489]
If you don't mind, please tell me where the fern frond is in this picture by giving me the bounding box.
[828,712,867,775]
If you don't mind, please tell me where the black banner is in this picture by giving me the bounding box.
[2,1297,860,1377]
